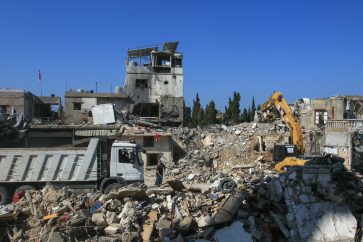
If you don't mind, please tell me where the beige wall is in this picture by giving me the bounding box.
[120,135,173,167]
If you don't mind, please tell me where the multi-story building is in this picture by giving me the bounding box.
[124,42,184,125]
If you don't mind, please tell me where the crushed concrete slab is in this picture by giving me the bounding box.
[213,221,252,242]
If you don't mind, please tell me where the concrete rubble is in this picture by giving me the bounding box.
[0,122,363,241]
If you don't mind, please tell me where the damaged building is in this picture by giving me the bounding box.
[297,95,363,131]
[295,95,363,169]
[124,42,184,125]
[0,88,62,124]
[323,120,363,170]
[64,90,129,123]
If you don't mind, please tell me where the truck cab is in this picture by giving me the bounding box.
[109,141,144,182]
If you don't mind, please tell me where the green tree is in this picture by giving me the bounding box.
[247,106,252,122]
[223,98,232,122]
[0,119,16,147]
[224,92,241,124]
[231,92,241,123]
[251,96,256,120]
[204,100,217,125]
[183,101,192,127]
[191,93,202,126]
[241,108,248,122]
[197,107,205,126]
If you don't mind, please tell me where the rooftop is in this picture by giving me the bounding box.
[127,41,179,57]
[65,91,128,98]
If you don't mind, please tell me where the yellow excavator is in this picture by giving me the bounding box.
[258,92,308,172]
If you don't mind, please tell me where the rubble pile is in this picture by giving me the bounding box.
[170,122,289,169]
[239,162,363,241]
[1,121,363,241]
[1,161,363,242]
[0,182,252,242]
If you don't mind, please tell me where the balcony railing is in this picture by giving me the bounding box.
[326,119,363,129]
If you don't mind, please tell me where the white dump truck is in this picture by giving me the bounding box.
[0,138,144,205]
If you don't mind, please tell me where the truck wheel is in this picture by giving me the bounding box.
[103,183,124,194]
[0,186,10,205]
[219,178,236,194]
[15,185,36,193]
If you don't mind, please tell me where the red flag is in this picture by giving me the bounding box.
[38,70,42,82]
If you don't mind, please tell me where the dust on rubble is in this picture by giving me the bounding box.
[0,122,363,242]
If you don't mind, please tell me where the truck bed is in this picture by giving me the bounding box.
[0,138,99,183]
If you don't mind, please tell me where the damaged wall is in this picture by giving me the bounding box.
[124,42,184,124]
[0,89,59,122]
[295,95,363,156]
[64,91,129,123]
[323,120,363,169]
[121,133,173,167]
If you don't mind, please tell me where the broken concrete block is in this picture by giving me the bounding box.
[213,220,253,242]
[178,216,194,232]
[105,224,122,235]
[196,215,213,227]
[47,231,65,242]
[109,186,148,201]
[98,237,121,242]
[106,211,119,224]
[317,170,331,187]
[288,171,296,180]
[301,168,317,185]
[92,213,107,227]
[156,217,172,230]
[167,179,186,191]
[270,212,289,238]
[159,227,172,238]
[213,191,245,225]
[311,204,356,241]
[187,183,211,193]
[268,178,283,201]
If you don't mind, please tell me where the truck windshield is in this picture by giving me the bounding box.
[118,148,139,164]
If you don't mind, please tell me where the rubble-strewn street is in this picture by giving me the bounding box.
[2,1,363,240]
[1,122,363,242]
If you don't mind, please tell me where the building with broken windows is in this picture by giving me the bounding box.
[296,95,363,131]
[0,88,62,124]
[64,91,129,123]
[124,42,184,125]
[295,95,363,169]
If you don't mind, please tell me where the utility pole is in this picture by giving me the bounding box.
[95,82,98,93]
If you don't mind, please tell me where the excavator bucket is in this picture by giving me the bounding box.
[274,157,309,172]
[256,109,276,123]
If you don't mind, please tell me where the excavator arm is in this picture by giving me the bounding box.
[258,92,305,154]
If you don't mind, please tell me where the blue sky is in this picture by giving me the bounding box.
[0,1,362,110]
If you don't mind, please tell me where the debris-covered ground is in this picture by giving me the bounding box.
[1,122,363,242]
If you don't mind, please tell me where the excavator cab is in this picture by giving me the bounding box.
[273,144,298,161]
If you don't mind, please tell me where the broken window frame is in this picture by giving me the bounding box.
[147,153,159,166]
[128,55,151,68]
[0,105,9,113]
[73,102,82,111]
[315,110,328,125]
[135,79,148,88]
[143,136,155,147]
[118,149,130,164]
